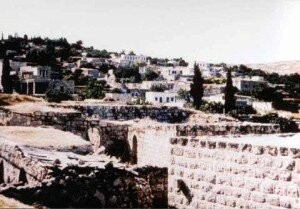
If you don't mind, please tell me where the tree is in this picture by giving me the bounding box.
[224,68,236,113]
[143,68,159,81]
[45,88,73,103]
[190,63,204,109]
[84,79,109,99]
[1,56,13,93]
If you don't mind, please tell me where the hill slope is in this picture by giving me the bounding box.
[246,60,300,75]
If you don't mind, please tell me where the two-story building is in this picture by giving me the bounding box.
[119,54,147,67]
[17,66,51,95]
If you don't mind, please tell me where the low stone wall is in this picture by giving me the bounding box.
[64,104,191,123]
[0,108,91,139]
[168,135,300,209]
[176,123,280,136]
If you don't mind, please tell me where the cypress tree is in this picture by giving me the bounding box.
[1,56,13,93]
[190,63,204,109]
[224,68,235,113]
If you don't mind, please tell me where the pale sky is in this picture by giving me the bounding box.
[1,0,300,63]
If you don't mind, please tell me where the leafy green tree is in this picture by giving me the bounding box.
[114,66,141,83]
[224,68,236,113]
[143,68,159,81]
[190,63,204,109]
[84,79,109,99]
[64,69,89,86]
[1,56,13,93]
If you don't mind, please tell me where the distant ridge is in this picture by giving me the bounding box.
[245,60,300,75]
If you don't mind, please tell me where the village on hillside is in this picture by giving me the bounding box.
[0,34,299,128]
[0,34,299,208]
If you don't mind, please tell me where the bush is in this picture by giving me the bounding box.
[251,113,299,133]
[150,85,168,92]
[114,66,141,83]
[83,79,109,99]
[45,89,72,103]
[142,68,159,81]
[199,101,224,114]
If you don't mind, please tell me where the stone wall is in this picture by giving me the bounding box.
[86,122,280,167]
[176,123,280,137]
[88,122,130,160]
[0,108,91,139]
[128,124,177,167]
[168,135,300,209]
[61,104,191,123]
[135,167,168,208]
[1,166,153,208]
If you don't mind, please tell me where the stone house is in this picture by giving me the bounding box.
[233,76,267,91]
[146,91,178,105]
[119,54,147,67]
[17,65,51,95]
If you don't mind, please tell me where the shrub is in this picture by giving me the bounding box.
[45,88,72,103]
[251,113,299,133]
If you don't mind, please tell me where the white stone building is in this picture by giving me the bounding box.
[9,61,27,73]
[233,76,267,91]
[145,91,178,104]
[119,54,147,67]
[20,66,51,80]
[18,66,51,95]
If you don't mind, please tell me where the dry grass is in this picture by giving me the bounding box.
[0,195,32,208]
[0,126,90,149]
[0,93,43,106]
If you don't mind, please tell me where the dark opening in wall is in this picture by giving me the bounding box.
[105,140,131,162]
[0,161,4,184]
[132,135,138,164]
[19,168,28,184]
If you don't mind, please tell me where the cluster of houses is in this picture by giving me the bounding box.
[0,44,279,113]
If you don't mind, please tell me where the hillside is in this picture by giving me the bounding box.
[246,60,300,75]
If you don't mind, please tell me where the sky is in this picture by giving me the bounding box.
[0,0,300,64]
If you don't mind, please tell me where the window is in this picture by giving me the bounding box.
[171,97,174,102]
[155,97,158,101]
[167,97,169,102]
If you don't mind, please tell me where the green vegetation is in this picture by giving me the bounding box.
[251,113,298,133]
[190,64,204,109]
[1,56,13,93]
[45,88,73,103]
[150,85,168,92]
[200,101,224,114]
[83,79,109,99]
[114,66,141,83]
[224,68,236,113]
[177,89,191,103]
[63,69,89,86]
[142,68,159,81]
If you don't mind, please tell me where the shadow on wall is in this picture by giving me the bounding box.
[105,140,132,162]
[102,134,138,164]
[177,179,193,204]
